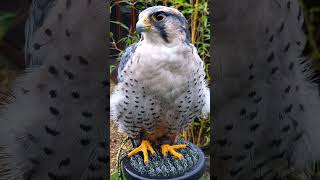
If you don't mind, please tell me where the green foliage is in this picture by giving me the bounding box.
[0,12,16,41]
[299,0,320,69]
[110,171,127,180]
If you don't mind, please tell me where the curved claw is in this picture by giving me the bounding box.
[128,140,155,164]
[161,144,187,160]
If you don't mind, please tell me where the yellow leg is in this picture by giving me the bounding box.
[161,144,187,160]
[128,140,155,164]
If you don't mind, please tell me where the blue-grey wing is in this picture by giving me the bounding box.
[117,43,138,82]
[24,0,56,67]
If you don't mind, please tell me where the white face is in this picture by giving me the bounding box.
[136,6,190,46]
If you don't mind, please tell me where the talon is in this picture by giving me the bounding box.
[161,144,187,160]
[128,140,155,164]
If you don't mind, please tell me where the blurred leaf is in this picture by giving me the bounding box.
[110,65,116,74]
[0,12,16,41]
[111,20,130,32]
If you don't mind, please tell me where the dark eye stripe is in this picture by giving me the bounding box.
[149,11,190,43]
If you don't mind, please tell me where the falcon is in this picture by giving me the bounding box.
[111,6,210,164]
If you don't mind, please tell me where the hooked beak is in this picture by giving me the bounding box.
[136,18,152,34]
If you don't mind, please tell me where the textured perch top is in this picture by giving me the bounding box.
[127,140,201,178]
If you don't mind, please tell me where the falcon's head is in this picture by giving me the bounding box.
[136,6,190,45]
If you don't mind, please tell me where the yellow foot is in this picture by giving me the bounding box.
[128,140,155,165]
[161,144,187,160]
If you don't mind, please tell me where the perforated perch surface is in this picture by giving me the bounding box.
[129,140,199,178]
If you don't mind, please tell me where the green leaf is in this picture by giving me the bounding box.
[0,12,16,41]
[110,65,116,74]
[110,21,130,32]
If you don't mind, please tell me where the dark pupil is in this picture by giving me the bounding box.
[155,13,164,21]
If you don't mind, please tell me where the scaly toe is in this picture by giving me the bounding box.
[128,140,155,165]
[161,144,187,160]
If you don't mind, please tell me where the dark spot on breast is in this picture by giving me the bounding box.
[43,147,54,155]
[269,139,282,148]
[284,104,293,113]
[267,52,274,62]
[248,91,256,97]
[27,133,38,143]
[299,104,305,112]
[49,90,57,98]
[293,132,303,142]
[298,7,302,20]
[284,43,290,52]
[269,35,274,42]
[21,88,30,94]
[278,22,284,33]
[248,111,257,120]
[64,70,74,80]
[282,125,290,132]
[87,0,92,6]
[45,28,52,36]
[271,67,279,74]
[284,86,291,94]
[64,55,72,61]
[65,29,71,37]
[249,64,253,70]
[80,138,91,146]
[78,56,89,65]
[250,123,260,132]
[66,0,71,9]
[254,97,262,103]
[240,108,247,116]
[71,91,80,99]
[45,126,60,136]
[58,13,63,21]
[80,124,92,132]
[33,43,41,50]
[225,124,234,131]
[82,111,93,118]
[244,141,254,149]
[49,107,60,116]
[48,66,58,75]
[59,158,70,168]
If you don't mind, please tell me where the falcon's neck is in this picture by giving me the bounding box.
[141,31,188,47]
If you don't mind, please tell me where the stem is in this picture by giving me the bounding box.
[197,120,204,146]
[130,0,136,35]
[191,0,199,44]
[191,123,195,143]
[115,0,122,50]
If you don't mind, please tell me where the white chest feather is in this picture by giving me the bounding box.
[127,43,196,99]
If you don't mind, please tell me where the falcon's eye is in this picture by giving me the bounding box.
[152,12,165,22]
